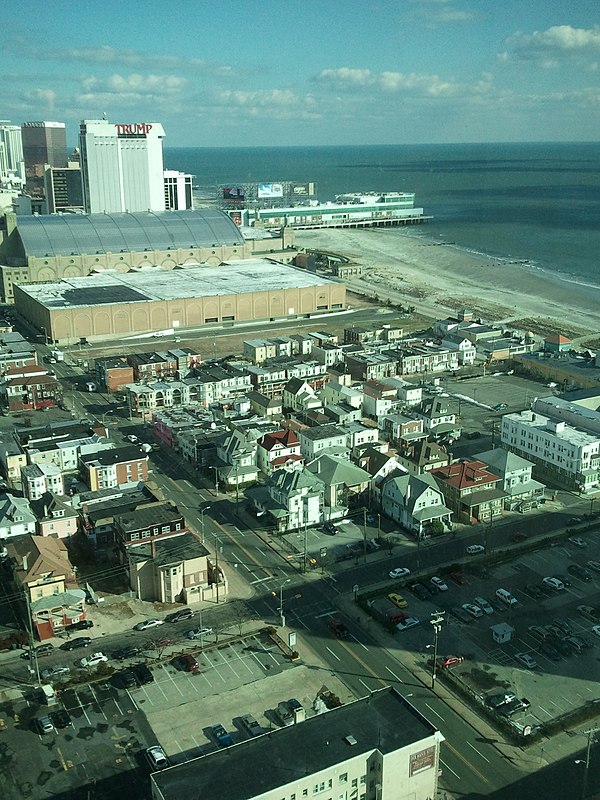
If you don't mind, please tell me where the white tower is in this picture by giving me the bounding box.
[79,119,166,214]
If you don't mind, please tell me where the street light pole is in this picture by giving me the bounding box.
[273,579,291,628]
[200,505,212,545]
[214,532,221,604]
[430,611,445,690]
[580,728,598,800]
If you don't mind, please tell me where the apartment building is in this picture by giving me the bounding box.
[79,446,149,491]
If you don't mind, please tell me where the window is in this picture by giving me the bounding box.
[339,775,348,784]
[130,532,140,541]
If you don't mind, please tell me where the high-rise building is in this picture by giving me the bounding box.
[44,163,84,213]
[79,119,166,214]
[164,169,193,210]
[21,121,67,194]
[0,122,25,182]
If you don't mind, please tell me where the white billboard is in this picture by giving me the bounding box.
[258,182,284,199]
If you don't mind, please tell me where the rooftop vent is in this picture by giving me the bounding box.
[345,735,358,746]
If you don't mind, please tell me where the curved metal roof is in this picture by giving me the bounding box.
[16,209,245,258]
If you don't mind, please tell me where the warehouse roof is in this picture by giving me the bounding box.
[16,259,337,308]
[15,209,244,258]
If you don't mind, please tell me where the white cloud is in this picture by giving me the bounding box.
[504,25,600,67]
[24,88,56,111]
[316,67,457,96]
[214,88,320,121]
[408,0,474,26]
[81,73,186,95]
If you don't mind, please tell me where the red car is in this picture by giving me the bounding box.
[438,655,465,669]
[176,654,199,672]
[449,571,469,586]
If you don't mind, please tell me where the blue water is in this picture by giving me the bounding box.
[164,142,600,287]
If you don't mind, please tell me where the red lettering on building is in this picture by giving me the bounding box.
[115,123,153,136]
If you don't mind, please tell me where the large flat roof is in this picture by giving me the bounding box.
[151,688,438,800]
[17,259,337,309]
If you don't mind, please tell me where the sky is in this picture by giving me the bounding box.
[2,0,600,147]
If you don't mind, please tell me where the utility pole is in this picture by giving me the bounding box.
[429,611,445,690]
[362,506,368,564]
[25,589,41,687]
[214,533,220,604]
[200,505,212,545]
[580,727,599,800]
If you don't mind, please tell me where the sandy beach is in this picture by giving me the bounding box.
[294,227,600,341]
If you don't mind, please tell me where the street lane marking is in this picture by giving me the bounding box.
[350,634,368,651]
[440,757,460,780]
[385,666,403,683]
[184,480,194,489]
[466,740,490,763]
[315,611,337,618]
[251,577,272,584]
[325,646,341,661]
[212,518,276,579]
[443,741,489,785]
[424,702,445,722]
[359,678,372,693]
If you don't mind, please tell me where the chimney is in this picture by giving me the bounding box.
[22,553,28,572]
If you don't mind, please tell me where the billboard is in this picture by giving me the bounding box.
[291,183,310,195]
[223,186,245,201]
[409,746,436,777]
[258,182,284,199]
[230,211,243,226]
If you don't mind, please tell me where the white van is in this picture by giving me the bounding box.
[496,588,518,607]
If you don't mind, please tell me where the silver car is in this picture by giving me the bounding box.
[186,626,213,640]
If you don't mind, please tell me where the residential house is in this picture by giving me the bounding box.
[115,502,186,550]
[397,440,452,476]
[476,335,535,362]
[344,324,403,346]
[306,455,371,518]
[0,493,37,539]
[441,333,476,365]
[381,472,452,538]
[127,349,201,382]
[414,397,461,440]
[320,380,363,410]
[390,343,459,375]
[283,377,323,416]
[5,534,85,640]
[307,331,338,346]
[0,438,27,491]
[342,421,380,453]
[323,403,362,425]
[127,532,225,604]
[30,492,79,538]
[21,462,64,500]
[362,380,399,420]
[501,409,600,492]
[357,449,406,504]
[474,447,545,512]
[27,433,114,473]
[256,429,304,477]
[246,390,283,419]
[545,333,572,353]
[298,424,348,460]
[243,339,278,364]
[246,469,323,532]
[76,483,159,547]
[345,352,398,382]
[152,407,215,449]
[0,332,38,375]
[215,428,258,488]
[432,309,475,339]
[382,377,423,407]
[79,446,149,492]
[381,414,426,448]
[94,357,134,392]
[311,342,345,367]
[431,459,505,524]
[1,373,62,411]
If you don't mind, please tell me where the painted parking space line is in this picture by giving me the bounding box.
[73,691,92,724]
[162,665,185,696]
[215,649,242,679]
[316,611,337,619]
[89,686,108,720]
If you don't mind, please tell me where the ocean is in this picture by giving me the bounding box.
[164,142,600,288]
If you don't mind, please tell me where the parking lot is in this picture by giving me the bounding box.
[367,529,600,730]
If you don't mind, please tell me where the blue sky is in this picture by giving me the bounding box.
[3,0,600,147]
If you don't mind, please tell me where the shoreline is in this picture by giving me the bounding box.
[295,227,600,338]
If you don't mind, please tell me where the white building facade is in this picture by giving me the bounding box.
[79,119,166,214]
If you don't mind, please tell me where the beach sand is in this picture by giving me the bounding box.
[294,228,600,340]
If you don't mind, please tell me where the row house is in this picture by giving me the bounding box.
[307,331,338,346]
[0,332,38,375]
[30,492,79,538]
[344,324,403,346]
[256,429,304,477]
[2,373,62,411]
[75,484,159,547]
[115,502,185,549]
[128,348,201,382]
[243,338,290,364]
[79,446,149,492]
[0,493,36,538]
[430,459,505,524]
[381,472,452,538]
[28,434,114,473]
[323,402,361,426]
[246,390,283,419]
[345,352,399,382]
[189,364,252,407]
[391,343,459,375]
[152,407,215,449]
[440,333,477,365]
[6,534,85,640]
[283,378,323,415]
[298,424,348,460]
[311,342,345,367]
[21,462,64,500]
[342,421,380,453]
[474,447,545,512]
[501,410,600,492]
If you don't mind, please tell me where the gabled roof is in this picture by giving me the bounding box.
[260,429,300,452]
[268,469,323,495]
[30,491,77,521]
[473,447,533,474]
[6,534,76,585]
[306,454,371,487]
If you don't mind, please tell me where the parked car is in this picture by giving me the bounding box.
[525,584,545,601]
[186,627,213,640]
[430,576,448,592]
[20,643,55,660]
[50,709,72,729]
[466,544,485,555]
[79,652,108,669]
[387,592,408,609]
[495,588,518,606]
[134,618,164,631]
[511,532,527,543]
[389,567,411,579]
[568,564,593,582]
[494,403,509,411]
[568,537,587,548]
[396,617,420,631]
[175,654,199,672]
[112,645,142,660]
[528,625,549,641]
[212,723,234,746]
[132,663,154,684]
[592,625,600,637]
[275,701,294,727]
[322,522,338,535]
[65,619,94,631]
[34,715,55,734]
[548,636,577,657]
[145,745,170,771]
[41,664,71,679]
[409,583,430,601]
[486,691,517,709]
[328,618,349,638]
[462,603,483,619]
[126,434,139,443]
[553,573,572,588]
[542,576,565,591]
[537,640,561,661]
[117,669,138,689]
[577,605,600,621]
[474,596,493,615]
[240,713,263,737]
[587,560,600,573]
[449,571,469,586]
[164,608,194,623]
[437,655,464,669]
[61,637,92,651]
[498,698,531,717]
[515,652,538,669]
[449,606,472,624]
[552,618,573,635]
